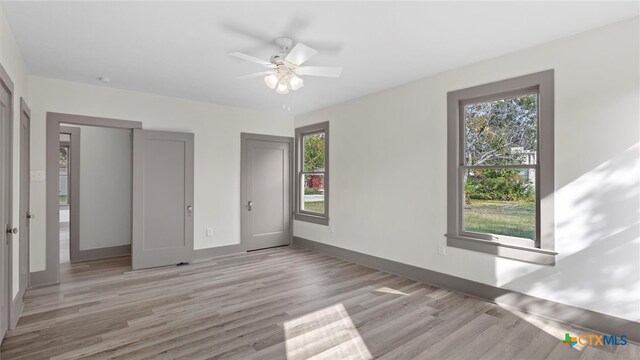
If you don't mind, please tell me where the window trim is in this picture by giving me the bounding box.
[295,121,330,225]
[446,70,556,265]
[458,87,540,249]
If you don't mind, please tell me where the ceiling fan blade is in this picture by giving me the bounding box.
[229,52,275,67]
[282,16,310,39]
[235,71,273,80]
[296,66,343,78]
[302,40,343,54]
[222,23,273,44]
[285,43,318,66]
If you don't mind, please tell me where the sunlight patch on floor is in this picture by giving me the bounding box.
[283,303,372,360]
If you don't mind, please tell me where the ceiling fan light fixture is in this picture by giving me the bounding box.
[289,75,304,91]
[276,80,289,95]
[232,40,342,96]
[264,73,279,89]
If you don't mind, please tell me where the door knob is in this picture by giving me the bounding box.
[6,227,17,235]
[248,201,253,211]
[187,205,193,215]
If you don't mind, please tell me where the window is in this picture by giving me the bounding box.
[446,70,556,265]
[295,122,329,225]
[59,146,69,205]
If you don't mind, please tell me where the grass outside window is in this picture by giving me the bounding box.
[464,199,535,240]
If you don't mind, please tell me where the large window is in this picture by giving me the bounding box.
[295,122,329,225]
[447,70,556,265]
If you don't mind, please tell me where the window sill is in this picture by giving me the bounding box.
[294,213,329,226]
[445,234,557,266]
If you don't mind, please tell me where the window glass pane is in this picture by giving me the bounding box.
[463,168,536,240]
[59,147,69,205]
[302,174,325,213]
[465,93,537,166]
[303,132,325,172]
[59,147,68,170]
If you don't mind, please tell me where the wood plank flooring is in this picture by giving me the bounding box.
[2,246,636,359]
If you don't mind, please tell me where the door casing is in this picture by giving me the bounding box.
[0,62,13,339]
[241,133,294,251]
[59,126,79,263]
[38,113,142,287]
[12,99,30,329]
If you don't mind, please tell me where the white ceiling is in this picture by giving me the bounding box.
[2,1,638,115]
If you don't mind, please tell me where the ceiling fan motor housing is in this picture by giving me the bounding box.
[270,54,286,65]
[275,37,293,52]
[271,38,294,65]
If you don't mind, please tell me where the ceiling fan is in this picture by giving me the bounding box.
[230,37,342,95]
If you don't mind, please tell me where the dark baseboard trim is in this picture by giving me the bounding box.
[193,237,296,261]
[71,244,131,263]
[9,288,24,329]
[194,244,245,260]
[29,269,57,288]
[293,236,640,343]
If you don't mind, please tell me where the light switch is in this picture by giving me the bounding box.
[438,244,446,255]
[206,228,213,237]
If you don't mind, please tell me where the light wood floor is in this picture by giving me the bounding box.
[2,246,637,359]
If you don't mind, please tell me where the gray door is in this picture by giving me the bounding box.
[132,129,194,270]
[18,100,30,297]
[241,134,292,251]
[0,80,11,339]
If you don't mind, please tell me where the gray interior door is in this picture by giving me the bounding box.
[18,101,30,297]
[241,134,292,251]
[0,81,11,339]
[132,129,194,270]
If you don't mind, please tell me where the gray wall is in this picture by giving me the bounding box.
[74,125,132,250]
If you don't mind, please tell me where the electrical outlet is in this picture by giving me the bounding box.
[206,228,213,237]
[438,244,446,255]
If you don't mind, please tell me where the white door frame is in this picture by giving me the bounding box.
[36,113,142,287]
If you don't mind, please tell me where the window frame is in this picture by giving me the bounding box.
[295,121,330,225]
[446,70,556,265]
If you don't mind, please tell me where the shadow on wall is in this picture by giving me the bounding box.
[499,143,640,322]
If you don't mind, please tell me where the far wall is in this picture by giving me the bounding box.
[294,17,640,322]
[75,125,132,251]
[27,77,294,272]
